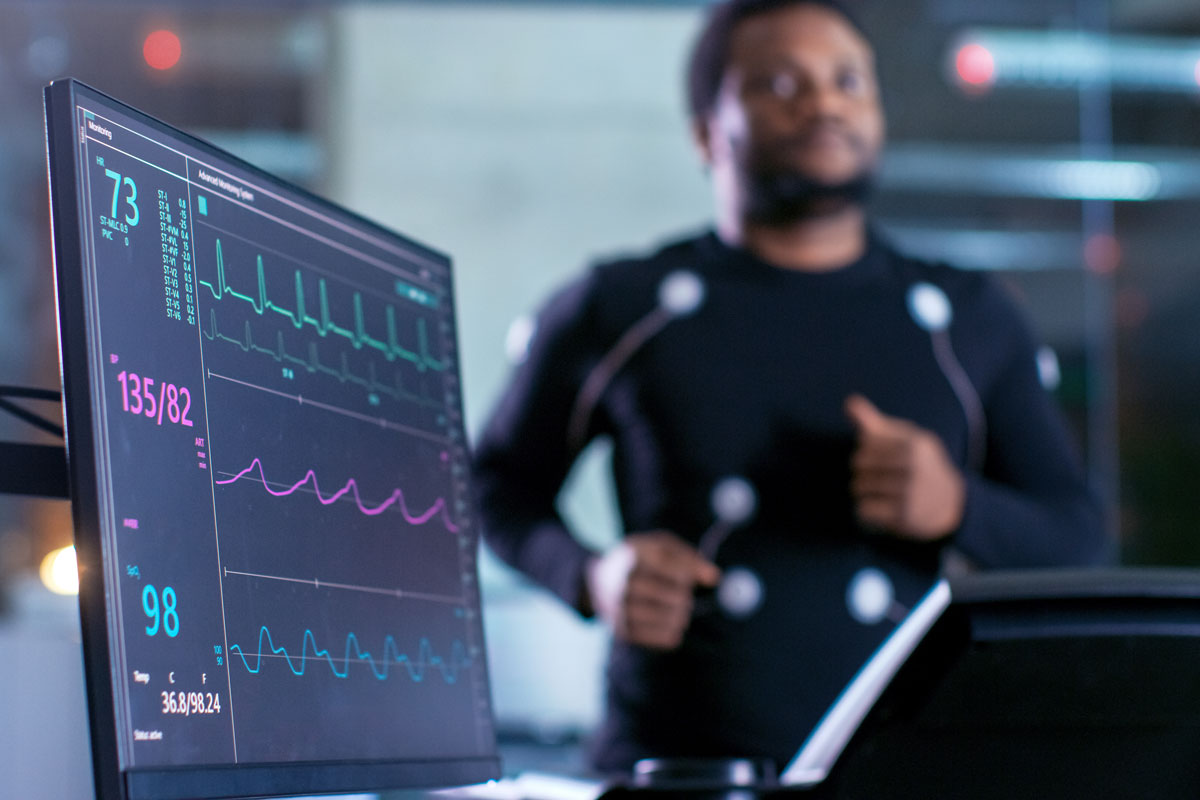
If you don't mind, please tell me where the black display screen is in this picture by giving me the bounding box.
[45,79,499,799]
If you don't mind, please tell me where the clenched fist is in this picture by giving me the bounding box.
[845,394,965,541]
[585,531,721,650]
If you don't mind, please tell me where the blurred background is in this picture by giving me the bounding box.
[2,0,1200,796]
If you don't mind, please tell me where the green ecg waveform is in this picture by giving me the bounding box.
[199,238,446,373]
[204,310,439,409]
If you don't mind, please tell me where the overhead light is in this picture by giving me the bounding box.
[949,29,1200,94]
[1041,160,1162,202]
[882,146,1165,202]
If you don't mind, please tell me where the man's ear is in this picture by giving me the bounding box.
[691,116,715,167]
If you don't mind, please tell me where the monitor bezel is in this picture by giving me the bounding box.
[44,77,500,800]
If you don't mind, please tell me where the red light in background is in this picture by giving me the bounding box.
[1084,233,1122,275]
[143,30,181,71]
[955,43,996,89]
[1115,287,1150,330]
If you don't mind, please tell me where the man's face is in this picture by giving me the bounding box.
[698,3,886,219]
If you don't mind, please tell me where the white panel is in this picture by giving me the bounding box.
[323,3,715,733]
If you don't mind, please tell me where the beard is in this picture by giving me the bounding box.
[734,122,879,225]
[741,165,876,226]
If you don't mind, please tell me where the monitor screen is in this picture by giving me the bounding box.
[44,79,500,800]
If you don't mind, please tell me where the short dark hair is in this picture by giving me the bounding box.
[686,0,871,121]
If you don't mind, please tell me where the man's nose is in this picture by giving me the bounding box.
[800,79,849,119]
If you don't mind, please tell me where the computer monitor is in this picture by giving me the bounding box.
[44,79,500,800]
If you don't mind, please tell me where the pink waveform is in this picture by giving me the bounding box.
[216,458,459,532]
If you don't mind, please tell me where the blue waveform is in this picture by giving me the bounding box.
[229,626,470,683]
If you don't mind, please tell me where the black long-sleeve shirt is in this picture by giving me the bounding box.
[473,230,1109,771]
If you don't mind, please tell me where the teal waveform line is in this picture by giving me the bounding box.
[229,626,470,683]
[199,238,446,373]
[203,309,439,409]
[216,457,460,532]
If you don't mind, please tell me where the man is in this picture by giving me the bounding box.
[472,0,1110,773]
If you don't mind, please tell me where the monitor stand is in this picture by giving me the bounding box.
[0,442,68,498]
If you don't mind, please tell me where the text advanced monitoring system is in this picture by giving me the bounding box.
[70,97,493,769]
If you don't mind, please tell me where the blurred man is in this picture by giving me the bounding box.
[473,0,1109,772]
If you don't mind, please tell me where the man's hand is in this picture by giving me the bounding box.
[845,394,966,541]
[585,531,721,650]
